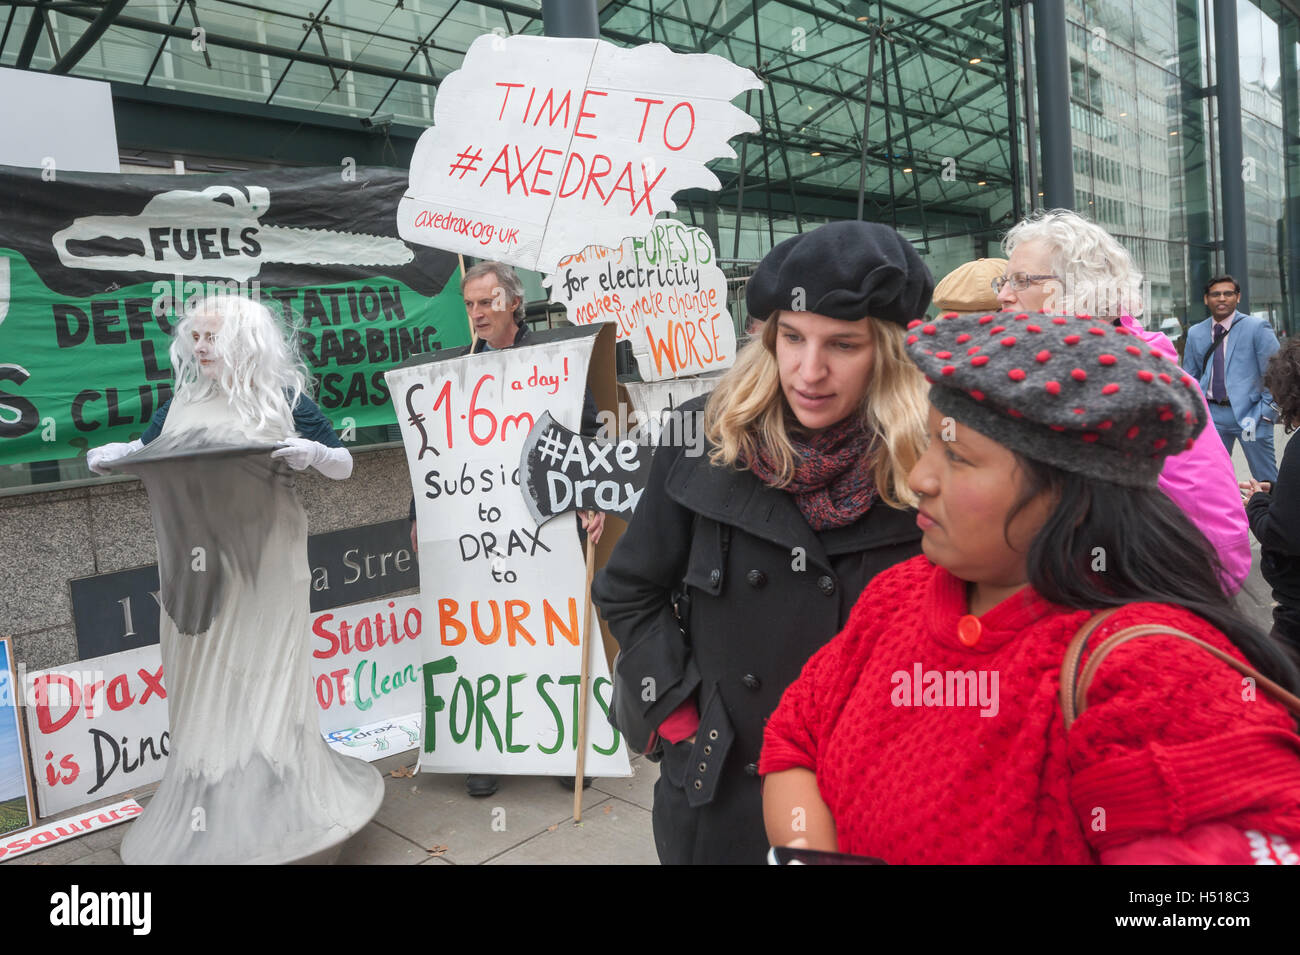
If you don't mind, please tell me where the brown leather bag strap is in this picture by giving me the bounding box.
[1062,614,1300,731]
[1059,608,1121,728]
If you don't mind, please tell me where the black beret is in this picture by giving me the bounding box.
[906,311,1208,488]
[746,221,935,327]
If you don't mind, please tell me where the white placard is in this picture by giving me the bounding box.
[324,714,421,762]
[546,222,737,380]
[310,594,424,734]
[386,332,631,776]
[23,646,170,818]
[398,35,760,273]
[0,797,142,862]
[24,597,424,817]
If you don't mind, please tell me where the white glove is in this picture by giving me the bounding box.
[271,438,353,480]
[86,439,143,475]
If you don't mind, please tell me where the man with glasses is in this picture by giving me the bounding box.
[1182,275,1281,484]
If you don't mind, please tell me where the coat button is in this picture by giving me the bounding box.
[746,569,767,588]
[709,569,721,586]
[698,762,707,773]
[693,780,702,790]
[957,614,982,647]
[708,729,718,740]
[744,762,759,776]
[742,673,761,690]
[704,745,712,755]
[817,575,836,596]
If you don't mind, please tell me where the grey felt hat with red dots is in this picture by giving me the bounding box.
[905,311,1208,488]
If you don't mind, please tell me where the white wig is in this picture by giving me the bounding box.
[169,294,310,438]
[1002,209,1144,319]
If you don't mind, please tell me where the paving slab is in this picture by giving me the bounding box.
[592,754,658,813]
[372,767,613,865]
[487,798,658,865]
[336,820,425,865]
[67,848,122,865]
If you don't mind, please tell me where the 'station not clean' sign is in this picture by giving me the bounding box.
[398,34,759,273]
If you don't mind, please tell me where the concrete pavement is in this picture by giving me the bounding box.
[2,753,662,866]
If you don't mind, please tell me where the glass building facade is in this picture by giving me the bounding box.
[1,0,1297,487]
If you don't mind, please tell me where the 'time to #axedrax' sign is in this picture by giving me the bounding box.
[386,327,631,777]
[398,35,760,273]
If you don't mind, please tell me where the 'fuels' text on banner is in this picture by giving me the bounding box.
[386,327,631,776]
[0,165,468,466]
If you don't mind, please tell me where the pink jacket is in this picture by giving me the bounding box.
[1119,315,1251,592]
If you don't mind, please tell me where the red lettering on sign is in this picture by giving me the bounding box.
[573,90,607,139]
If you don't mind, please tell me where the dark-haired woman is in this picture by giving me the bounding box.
[761,311,1300,864]
[1244,338,1300,657]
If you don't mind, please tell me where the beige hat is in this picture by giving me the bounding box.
[932,258,1008,313]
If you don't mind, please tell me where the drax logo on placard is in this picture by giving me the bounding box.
[49,885,151,935]
[51,185,415,280]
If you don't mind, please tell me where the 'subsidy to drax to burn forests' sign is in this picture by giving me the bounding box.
[0,165,468,466]
[386,326,631,777]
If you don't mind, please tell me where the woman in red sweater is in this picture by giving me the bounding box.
[761,309,1300,864]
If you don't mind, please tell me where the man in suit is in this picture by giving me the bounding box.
[1181,275,1281,483]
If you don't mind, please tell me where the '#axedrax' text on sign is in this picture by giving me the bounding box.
[386,330,631,776]
[547,221,737,379]
[398,35,760,273]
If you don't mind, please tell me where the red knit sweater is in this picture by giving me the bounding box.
[760,555,1300,864]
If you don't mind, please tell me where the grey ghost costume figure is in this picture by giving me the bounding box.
[87,295,382,865]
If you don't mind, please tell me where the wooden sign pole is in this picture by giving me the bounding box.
[459,253,477,349]
[573,531,596,822]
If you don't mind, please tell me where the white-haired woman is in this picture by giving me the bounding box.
[83,295,379,864]
[88,295,351,477]
[994,209,1250,592]
[592,222,933,864]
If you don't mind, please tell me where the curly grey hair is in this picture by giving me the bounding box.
[1002,209,1144,319]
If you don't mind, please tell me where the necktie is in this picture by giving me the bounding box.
[1212,324,1228,402]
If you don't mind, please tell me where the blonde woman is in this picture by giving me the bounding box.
[592,222,933,864]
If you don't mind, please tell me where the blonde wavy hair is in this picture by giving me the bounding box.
[703,314,928,508]
[169,294,310,439]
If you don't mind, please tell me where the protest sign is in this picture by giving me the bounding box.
[621,375,719,449]
[547,221,737,379]
[23,645,170,818]
[398,35,760,273]
[22,594,419,817]
[311,594,424,734]
[0,165,467,466]
[520,411,652,523]
[1,638,36,836]
[324,717,421,762]
[0,797,142,862]
[386,325,631,776]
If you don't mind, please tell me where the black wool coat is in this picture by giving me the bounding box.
[591,398,922,864]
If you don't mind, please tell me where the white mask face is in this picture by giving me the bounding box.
[190,313,224,379]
